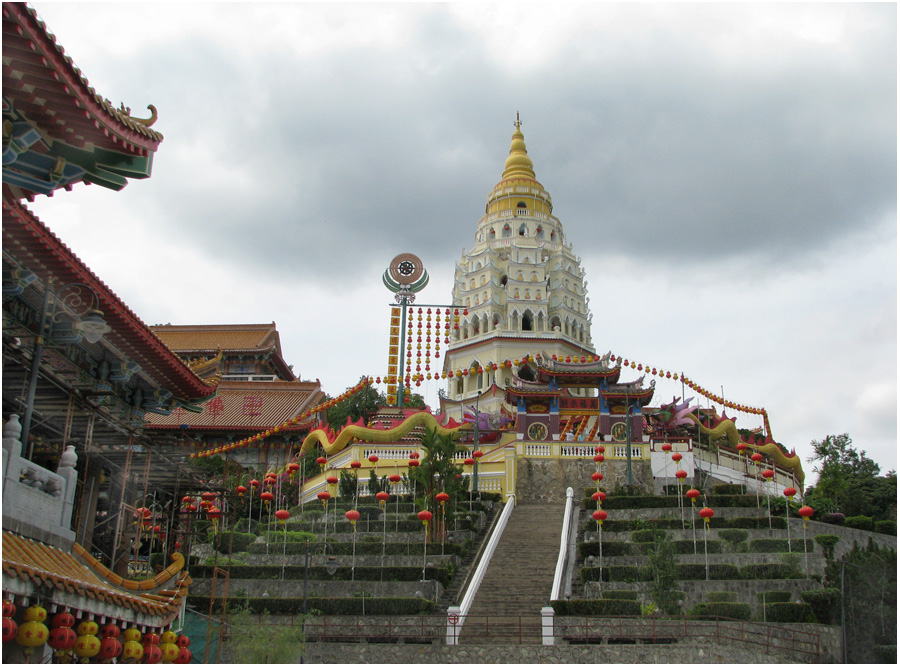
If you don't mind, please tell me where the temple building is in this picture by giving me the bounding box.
[144,323,325,469]
[2,4,208,659]
[441,118,596,420]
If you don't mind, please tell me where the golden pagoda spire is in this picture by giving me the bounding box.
[502,112,536,181]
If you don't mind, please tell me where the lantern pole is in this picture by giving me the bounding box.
[281,516,288,581]
[625,386,633,487]
[381,496,387,581]
[785,495,792,553]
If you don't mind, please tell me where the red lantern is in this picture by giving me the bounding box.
[316,456,327,466]
[736,443,747,454]
[783,487,797,498]
[798,506,814,521]
[99,635,123,660]
[464,457,475,466]
[593,454,605,463]
[436,492,450,505]
[410,452,420,460]
[174,647,193,664]
[592,491,606,503]
[762,469,775,481]
[375,491,390,507]
[350,461,362,469]
[326,475,339,485]
[175,635,191,649]
[408,459,420,467]
[181,495,192,506]
[389,474,402,484]
[100,624,120,639]
[699,507,715,524]
[142,644,162,663]
[661,443,672,452]
[675,469,688,480]
[750,452,763,464]
[368,454,379,464]
[249,479,260,490]
[317,491,331,503]
[594,445,605,454]
[686,488,700,503]
[418,510,433,526]
[48,626,76,650]
[2,618,17,643]
[275,509,290,524]
[345,510,361,527]
[2,601,15,619]
[591,472,603,483]
[592,509,608,524]
[671,452,683,464]
[51,612,74,628]
[235,485,247,497]
[260,491,274,507]
[201,492,215,503]
[473,450,484,459]
[288,462,300,476]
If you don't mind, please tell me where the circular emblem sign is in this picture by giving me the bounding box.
[389,253,425,284]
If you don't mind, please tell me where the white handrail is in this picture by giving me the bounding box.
[550,487,575,602]
[446,493,516,644]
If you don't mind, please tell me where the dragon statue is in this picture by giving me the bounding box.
[651,397,805,486]
[296,411,462,457]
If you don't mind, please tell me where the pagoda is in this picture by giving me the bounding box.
[441,117,594,420]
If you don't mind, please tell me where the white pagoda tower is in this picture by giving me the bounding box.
[441,118,595,420]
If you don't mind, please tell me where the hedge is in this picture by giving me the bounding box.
[762,602,815,623]
[711,484,747,496]
[821,513,845,525]
[813,534,840,560]
[757,591,792,604]
[190,564,455,586]
[875,520,897,535]
[739,563,803,580]
[216,532,258,555]
[585,516,786,532]
[844,515,874,531]
[550,598,641,616]
[191,595,435,615]
[601,590,639,600]
[706,591,737,603]
[690,602,751,621]
[800,588,840,624]
[246,540,466,557]
[718,529,749,548]
[747,538,813,553]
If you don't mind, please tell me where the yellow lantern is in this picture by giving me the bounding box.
[160,640,180,662]
[123,628,142,643]
[73,633,101,659]
[15,620,49,654]
[122,640,144,662]
[23,605,47,623]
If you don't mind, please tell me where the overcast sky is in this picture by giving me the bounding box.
[27,3,896,480]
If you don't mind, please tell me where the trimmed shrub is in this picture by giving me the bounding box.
[711,483,747,495]
[247,540,465,557]
[550,598,641,616]
[800,588,840,625]
[602,495,679,510]
[747,538,813,553]
[217,532,258,555]
[706,591,737,603]
[190,564,455,587]
[757,591,792,604]
[679,563,740,580]
[763,602,815,623]
[844,515,874,531]
[601,590,639,600]
[875,520,897,535]
[718,528,749,550]
[631,529,659,543]
[821,513,845,526]
[690,602,751,621]
[814,534,841,561]
[194,595,434,615]
[739,563,803,580]
[702,495,763,508]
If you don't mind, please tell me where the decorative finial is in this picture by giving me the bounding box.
[515,112,521,130]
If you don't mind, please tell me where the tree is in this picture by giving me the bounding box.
[407,427,467,540]
[225,606,305,663]
[323,377,385,431]
[646,527,681,615]
[804,434,896,521]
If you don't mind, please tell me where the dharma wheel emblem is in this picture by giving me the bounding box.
[383,253,429,304]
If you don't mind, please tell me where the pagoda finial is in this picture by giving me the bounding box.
[502,113,535,180]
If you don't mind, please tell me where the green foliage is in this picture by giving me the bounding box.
[799,588,840,624]
[757,591,792,604]
[711,484,747,495]
[814,534,841,561]
[845,515,875,531]
[407,427,468,540]
[875,520,897,535]
[550,598,641,616]
[600,495,679,510]
[747,538,814,553]
[839,541,897,663]
[761,602,815,623]
[210,595,434,617]
[367,470,389,496]
[247,540,466,557]
[718,528,749,550]
[217,532,258,555]
[706,591,738,603]
[338,469,358,501]
[804,434,896,522]
[225,607,305,663]
[600,590,638,600]
[323,377,386,431]
[234,518,260,535]
[689,602,751,621]
[631,529,659,543]
[645,527,682,615]
[191,564,455,587]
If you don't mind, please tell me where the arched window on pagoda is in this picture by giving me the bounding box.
[456,376,464,395]
[518,364,536,382]
[522,310,534,331]
[492,314,501,330]
[500,275,508,288]
[525,289,531,300]
[518,223,528,237]
[535,225,544,239]
[502,224,511,238]
[490,228,496,239]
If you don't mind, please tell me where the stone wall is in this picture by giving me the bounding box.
[516,458,653,503]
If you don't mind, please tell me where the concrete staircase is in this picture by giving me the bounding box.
[458,503,564,645]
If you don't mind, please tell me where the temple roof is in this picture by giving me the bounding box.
[144,380,324,432]
[2,531,189,627]
[2,200,217,405]
[3,2,163,199]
